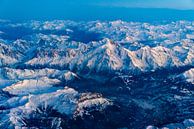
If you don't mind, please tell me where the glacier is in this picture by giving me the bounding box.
[0,20,193,129]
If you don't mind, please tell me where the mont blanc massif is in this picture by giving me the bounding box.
[0,20,193,129]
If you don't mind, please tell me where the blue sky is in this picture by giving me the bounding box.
[1,0,194,10]
[0,0,194,21]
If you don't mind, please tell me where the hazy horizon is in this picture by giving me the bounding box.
[1,7,194,22]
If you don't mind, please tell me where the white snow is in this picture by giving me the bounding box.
[3,77,61,96]
[182,68,194,84]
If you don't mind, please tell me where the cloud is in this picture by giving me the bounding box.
[96,0,194,10]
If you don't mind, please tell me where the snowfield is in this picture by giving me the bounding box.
[0,20,193,129]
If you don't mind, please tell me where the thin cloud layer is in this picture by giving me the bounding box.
[96,0,194,10]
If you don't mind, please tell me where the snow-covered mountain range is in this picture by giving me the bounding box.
[0,20,193,129]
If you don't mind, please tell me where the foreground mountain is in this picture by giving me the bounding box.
[0,20,193,129]
[0,87,112,128]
